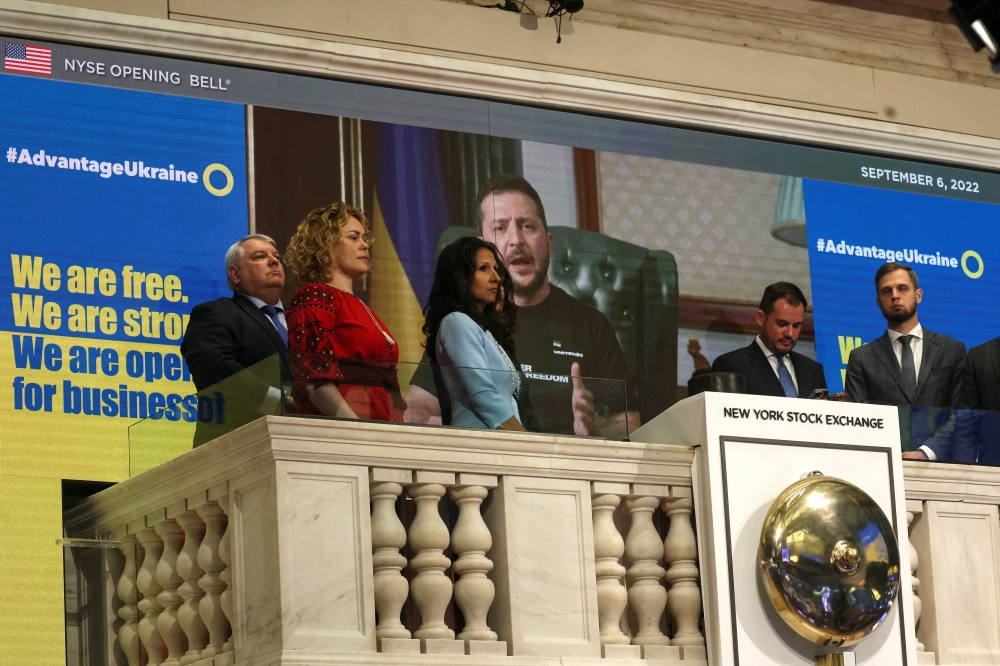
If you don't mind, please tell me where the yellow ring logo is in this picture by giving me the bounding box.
[203,163,234,197]
[962,250,984,279]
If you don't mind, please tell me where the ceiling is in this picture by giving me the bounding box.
[809,0,953,23]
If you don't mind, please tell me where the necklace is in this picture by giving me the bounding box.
[490,334,521,398]
[328,285,396,350]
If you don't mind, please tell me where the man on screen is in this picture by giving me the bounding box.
[405,174,639,436]
[711,282,827,398]
[182,234,292,394]
[845,262,966,460]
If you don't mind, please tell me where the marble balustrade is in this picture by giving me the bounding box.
[64,419,1000,666]
[65,416,707,666]
[97,488,236,666]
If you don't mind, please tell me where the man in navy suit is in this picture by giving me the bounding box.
[182,234,291,391]
[181,235,292,445]
[712,282,828,399]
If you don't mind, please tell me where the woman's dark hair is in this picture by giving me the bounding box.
[423,236,517,361]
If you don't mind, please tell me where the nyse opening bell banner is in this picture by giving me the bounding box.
[804,179,1000,392]
[0,74,246,476]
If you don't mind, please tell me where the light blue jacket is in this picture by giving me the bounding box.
[436,312,521,429]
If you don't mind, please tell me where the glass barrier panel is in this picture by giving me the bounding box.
[905,405,1000,466]
[127,354,283,476]
[128,352,630,476]
[285,354,632,440]
[61,538,133,666]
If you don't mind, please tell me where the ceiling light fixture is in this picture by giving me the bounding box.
[492,0,585,43]
[948,0,1000,73]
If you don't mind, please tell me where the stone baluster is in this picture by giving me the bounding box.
[370,469,412,643]
[662,492,704,646]
[217,494,234,660]
[407,472,456,642]
[175,509,208,665]
[450,474,500,644]
[625,490,670,646]
[908,502,927,656]
[155,513,187,666]
[592,483,630,647]
[104,530,126,666]
[116,533,142,666]
[135,523,165,666]
[196,499,231,659]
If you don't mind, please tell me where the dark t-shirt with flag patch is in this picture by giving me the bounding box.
[514,285,632,434]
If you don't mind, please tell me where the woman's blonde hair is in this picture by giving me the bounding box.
[285,202,373,284]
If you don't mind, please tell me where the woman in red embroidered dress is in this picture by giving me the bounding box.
[283,202,405,421]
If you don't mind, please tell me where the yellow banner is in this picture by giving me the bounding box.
[0,330,197,481]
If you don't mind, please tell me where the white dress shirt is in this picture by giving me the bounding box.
[242,294,287,330]
[886,323,923,379]
[756,336,798,393]
[886,324,935,459]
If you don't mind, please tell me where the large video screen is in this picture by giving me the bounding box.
[3,37,999,469]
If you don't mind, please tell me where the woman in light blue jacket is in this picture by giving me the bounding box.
[423,237,536,431]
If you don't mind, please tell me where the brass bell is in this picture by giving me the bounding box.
[758,471,900,651]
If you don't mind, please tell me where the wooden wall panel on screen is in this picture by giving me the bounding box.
[573,148,601,234]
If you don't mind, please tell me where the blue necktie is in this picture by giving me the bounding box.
[776,354,797,398]
[260,305,288,346]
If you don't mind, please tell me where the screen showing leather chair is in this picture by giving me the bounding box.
[436,226,679,423]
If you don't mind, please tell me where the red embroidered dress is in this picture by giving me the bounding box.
[286,282,404,421]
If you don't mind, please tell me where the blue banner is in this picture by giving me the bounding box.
[804,179,1000,391]
[0,74,247,344]
[0,73,247,476]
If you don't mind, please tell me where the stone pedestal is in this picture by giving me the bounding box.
[485,475,601,658]
[910,500,1000,665]
[231,461,376,660]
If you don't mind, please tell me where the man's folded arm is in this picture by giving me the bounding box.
[181,304,246,391]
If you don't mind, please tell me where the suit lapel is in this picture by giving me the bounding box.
[746,341,784,396]
[871,332,912,401]
[915,328,939,401]
[233,292,287,352]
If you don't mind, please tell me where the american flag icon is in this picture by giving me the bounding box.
[5,42,52,75]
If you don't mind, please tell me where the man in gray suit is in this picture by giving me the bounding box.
[846,262,966,460]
